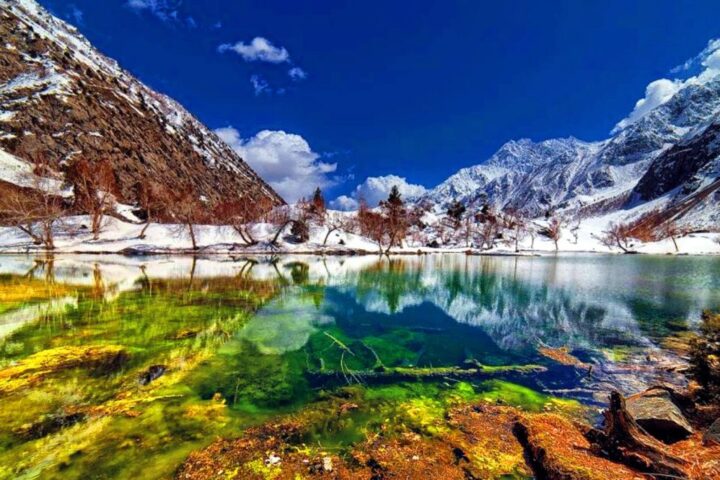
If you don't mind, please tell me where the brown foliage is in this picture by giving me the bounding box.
[66,159,117,240]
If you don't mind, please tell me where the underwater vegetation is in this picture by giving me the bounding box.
[0,254,718,479]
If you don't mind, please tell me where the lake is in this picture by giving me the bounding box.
[0,253,718,479]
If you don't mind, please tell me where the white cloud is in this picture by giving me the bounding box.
[615,38,720,132]
[288,66,307,81]
[215,127,337,202]
[126,0,180,22]
[67,5,83,25]
[329,195,358,211]
[250,75,270,96]
[330,175,427,210]
[218,37,290,63]
[613,79,682,132]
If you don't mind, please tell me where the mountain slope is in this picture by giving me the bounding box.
[426,74,720,226]
[0,0,283,214]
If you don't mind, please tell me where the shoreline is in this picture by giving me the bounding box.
[0,248,718,257]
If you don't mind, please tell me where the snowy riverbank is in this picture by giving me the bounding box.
[0,214,718,256]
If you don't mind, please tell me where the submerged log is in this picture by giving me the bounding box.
[584,391,689,479]
[306,363,547,385]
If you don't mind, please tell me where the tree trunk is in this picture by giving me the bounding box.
[671,235,679,252]
[233,225,257,246]
[18,225,43,245]
[139,209,151,239]
[616,238,628,253]
[187,221,198,250]
[139,221,151,240]
[271,220,295,245]
[584,391,688,479]
[42,221,55,250]
[323,226,340,246]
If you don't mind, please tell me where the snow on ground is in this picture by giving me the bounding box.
[0,211,717,256]
[0,147,69,196]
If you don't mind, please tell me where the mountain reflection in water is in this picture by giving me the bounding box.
[0,253,718,480]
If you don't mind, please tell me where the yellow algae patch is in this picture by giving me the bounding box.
[0,345,128,395]
[0,278,75,306]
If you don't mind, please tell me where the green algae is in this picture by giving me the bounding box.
[477,380,581,412]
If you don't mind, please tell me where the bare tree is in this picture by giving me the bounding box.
[136,180,169,239]
[659,221,684,253]
[66,159,117,240]
[601,222,632,253]
[0,158,67,250]
[475,206,501,250]
[545,216,563,251]
[504,209,528,252]
[0,186,65,250]
[169,187,205,250]
[358,200,387,253]
[214,199,263,246]
[323,211,354,246]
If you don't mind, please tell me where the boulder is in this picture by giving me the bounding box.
[704,418,720,446]
[626,387,693,443]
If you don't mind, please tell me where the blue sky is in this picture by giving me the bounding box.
[40,0,720,203]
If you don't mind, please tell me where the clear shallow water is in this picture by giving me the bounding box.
[0,253,718,479]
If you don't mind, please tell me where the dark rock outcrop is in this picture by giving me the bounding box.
[626,387,694,443]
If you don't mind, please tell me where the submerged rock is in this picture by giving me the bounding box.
[626,387,693,443]
[14,412,87,440]
[138,365,167,386]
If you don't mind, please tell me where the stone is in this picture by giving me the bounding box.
[626,387,693,443]
[704,418,720,446]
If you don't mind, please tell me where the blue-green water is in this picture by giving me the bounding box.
[0,253,718,479]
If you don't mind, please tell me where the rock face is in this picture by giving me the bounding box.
[424,73,720,229]
[0,0,283,217]
[704,418,720,446]
[626,387,694,443]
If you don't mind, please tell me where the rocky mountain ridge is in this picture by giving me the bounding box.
[0,0,283,216]
[426,74,720,229]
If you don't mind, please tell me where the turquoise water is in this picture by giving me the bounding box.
[0,253,717,479]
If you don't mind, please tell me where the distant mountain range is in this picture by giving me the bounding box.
[0,0,282,214]
[425,74,720,229]
[1,0,718,233]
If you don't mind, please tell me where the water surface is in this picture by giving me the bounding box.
[0,253,718,479]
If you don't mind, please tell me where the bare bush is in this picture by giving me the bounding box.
[601,222,632,252]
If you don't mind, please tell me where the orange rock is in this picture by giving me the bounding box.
[514,413,644,480]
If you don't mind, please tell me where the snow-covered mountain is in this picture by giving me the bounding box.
[425,68,720,227]
[0,0,283,213]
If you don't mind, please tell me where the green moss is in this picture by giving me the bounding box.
[477,380,580,412]
[245,458,282,479]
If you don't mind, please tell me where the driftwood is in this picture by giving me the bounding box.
[306,363,547,385]
[584,391,688,479]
